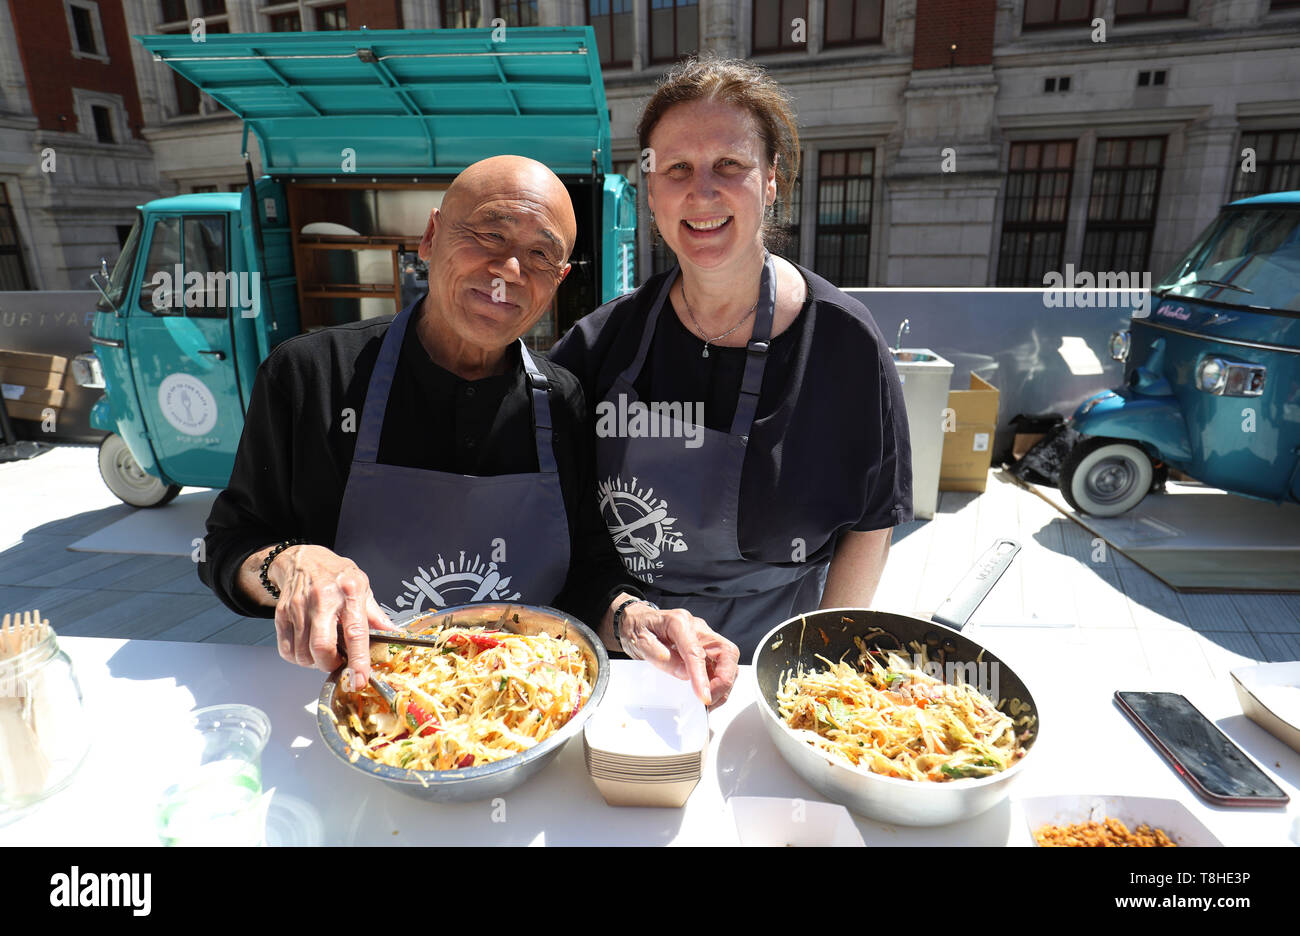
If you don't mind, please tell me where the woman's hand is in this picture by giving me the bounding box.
[263,545,396,689]
[613,598,740,708]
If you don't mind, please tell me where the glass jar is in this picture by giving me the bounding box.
[0,627,91,814]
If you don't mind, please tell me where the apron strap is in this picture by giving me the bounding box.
[353,303,413,464]
[614,267,679,392]
[354,303,556,474]
[520,343,558,474]
[730,252,777,438]
[613,254,777,438]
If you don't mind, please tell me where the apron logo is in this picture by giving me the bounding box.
[382,552,521,617]
[597,476,688,583]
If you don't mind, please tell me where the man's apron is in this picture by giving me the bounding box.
[334,302,571,620]
[594,255,828,658]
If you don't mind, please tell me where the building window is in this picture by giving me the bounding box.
[651,237,677,276]
[316,3,349,29]
[173,74,201,115]
[441,0,481,28]
[268,10,301,30]
[814,149,873,287]
[66,1,110,61]
[91,105,115,143]
[649,0,699,64]
[778,171,802,262]
[1233,130,1300,199]
[588,0,633,67]
[0,184,32,291]
[1114,0,1188,19]
[823,0,883,48]
[70,4,99,55]
[160,0,187,22]
[1022,0,1092,29]
[995,140,1075,287]
[496,0,539,26]
[753,0,808,54]
[1081,136,1165,275]
[200,0,227,13]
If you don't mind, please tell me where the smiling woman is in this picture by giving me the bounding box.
[550,57,914,661]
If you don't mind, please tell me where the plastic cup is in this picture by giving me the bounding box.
[155,704,272,847]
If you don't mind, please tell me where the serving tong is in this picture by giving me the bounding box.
[336,629,453,711]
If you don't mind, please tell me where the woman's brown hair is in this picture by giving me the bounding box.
[637,55,801,234]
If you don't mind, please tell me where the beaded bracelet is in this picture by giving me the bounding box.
[260,539,305,600]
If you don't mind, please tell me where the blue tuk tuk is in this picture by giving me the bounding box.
[76,28,637,506]
[1062,191,1300,516]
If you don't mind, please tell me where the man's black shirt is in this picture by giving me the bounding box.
[200,299,638,629]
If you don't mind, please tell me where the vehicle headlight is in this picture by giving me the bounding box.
[1195,356,1265,397]
[1196,357,1226,394]
[1108,330,1130,362]
[71,353,105,389]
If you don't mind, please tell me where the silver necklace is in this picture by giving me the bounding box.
[680,283,757,359]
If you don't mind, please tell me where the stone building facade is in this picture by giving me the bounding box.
[1,0,1298,292]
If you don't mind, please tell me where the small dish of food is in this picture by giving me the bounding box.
[1019,795,1223,847]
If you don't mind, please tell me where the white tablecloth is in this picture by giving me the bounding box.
[3,630,1297,846]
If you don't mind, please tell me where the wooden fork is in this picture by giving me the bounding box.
[0,610,49,660]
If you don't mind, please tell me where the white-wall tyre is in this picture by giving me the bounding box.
[98,434,181,508]
[1060,438,1153,517]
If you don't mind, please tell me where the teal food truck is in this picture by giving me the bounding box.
[77,28,636,506]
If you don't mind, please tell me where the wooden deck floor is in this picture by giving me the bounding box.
[2,446,1297,672]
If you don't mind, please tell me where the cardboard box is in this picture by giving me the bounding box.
[1013,432,1045,461]
[0,350,67,375]
[2,385,66,422]
[940,373,999,493]
[0,366,65,391]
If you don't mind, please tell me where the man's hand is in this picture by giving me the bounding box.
[265,545,395,690]
[616,600,740,709]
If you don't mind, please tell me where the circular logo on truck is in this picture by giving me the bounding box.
[158,373,218,436]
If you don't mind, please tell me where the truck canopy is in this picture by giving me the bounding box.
[135,27,613,177]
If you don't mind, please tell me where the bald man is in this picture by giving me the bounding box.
[199,156,739,706]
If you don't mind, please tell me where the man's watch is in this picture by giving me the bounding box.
[613,597,658,656]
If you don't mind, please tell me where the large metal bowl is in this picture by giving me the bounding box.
[752,606,1041,827]
[317,602,609,803]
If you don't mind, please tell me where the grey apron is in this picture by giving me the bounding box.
[594,255,828,659]
[334,302,571,619]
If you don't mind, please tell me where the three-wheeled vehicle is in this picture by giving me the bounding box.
[77,28,637,507]
[1061,191,1300,516]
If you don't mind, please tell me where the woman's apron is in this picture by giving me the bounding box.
[594,255,828,658]
[334,302,571,621]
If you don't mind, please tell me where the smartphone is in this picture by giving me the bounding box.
[1115,691,1290,807]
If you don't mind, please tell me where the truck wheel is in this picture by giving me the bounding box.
[98,434,181,508]
[1060,437,1154,517]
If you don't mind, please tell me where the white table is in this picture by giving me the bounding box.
[3,629,1297,846]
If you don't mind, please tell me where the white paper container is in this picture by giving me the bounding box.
[584,663,708,758]
[583,664,708,807]
[590,775,700,808]
[1230,662,1300,755]
[1020,794,1223,847]
[729,796,865,847]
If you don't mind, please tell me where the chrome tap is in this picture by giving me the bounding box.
[895,318,910,351]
